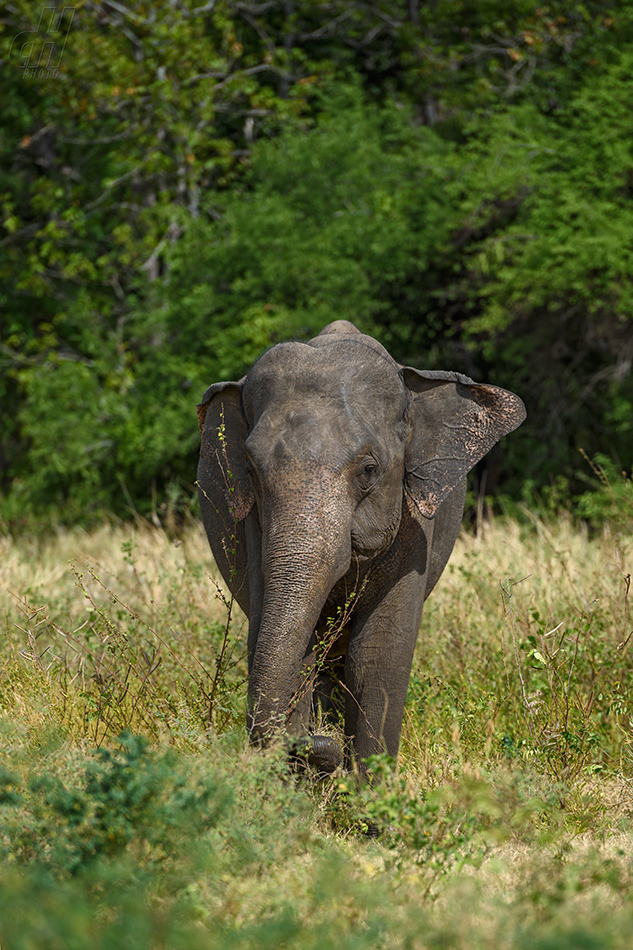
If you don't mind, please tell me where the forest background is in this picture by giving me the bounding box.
[2,0,633,531]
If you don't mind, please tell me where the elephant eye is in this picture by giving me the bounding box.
[356,458,379,492]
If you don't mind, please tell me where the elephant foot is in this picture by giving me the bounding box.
[362,821,382,838]
[289,735,343,775]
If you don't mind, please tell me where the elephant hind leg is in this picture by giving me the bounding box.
[313,659,346,726]
[286,657,345,736]
[285,657,346,775]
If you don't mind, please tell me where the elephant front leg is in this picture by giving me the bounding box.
[344,570,427,774]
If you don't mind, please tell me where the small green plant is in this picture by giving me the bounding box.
[576,452,633,529]
[197,407,246,730]
[345,755,488,878]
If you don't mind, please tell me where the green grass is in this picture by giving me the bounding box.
[1,513,633,948]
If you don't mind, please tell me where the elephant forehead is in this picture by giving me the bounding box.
[244,340,406,420]
[247,404,364,464]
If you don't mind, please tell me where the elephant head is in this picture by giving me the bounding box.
[197,321,525,768]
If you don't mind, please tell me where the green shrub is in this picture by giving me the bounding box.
[575,453,633,529]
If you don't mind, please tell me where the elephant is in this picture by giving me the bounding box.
[196,320,525,775]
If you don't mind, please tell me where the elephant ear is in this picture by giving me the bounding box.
[402,367,526,520]
[197,380,254,523]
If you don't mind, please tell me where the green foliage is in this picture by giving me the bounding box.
[1,0,633,525]
[163,85,457,358]
[2,732,232,876]
[575,453,633,528]
[0,0,321,525]
[0,732,324,950]
[344,754,492,872]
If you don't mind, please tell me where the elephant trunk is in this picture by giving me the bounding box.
[247,510,351,749]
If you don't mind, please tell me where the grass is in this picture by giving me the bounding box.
[1,512,633,948]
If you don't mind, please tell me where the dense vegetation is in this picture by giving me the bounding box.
[2,1,633,527]
[2,507,633,946]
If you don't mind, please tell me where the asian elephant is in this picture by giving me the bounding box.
[197,321,525,774]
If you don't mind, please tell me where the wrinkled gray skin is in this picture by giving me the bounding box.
[197,321,526,774]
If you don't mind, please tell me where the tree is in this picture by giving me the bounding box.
[2,0,632,526]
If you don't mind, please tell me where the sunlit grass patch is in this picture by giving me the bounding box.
[1,521,248,749]
[402,513,633,801]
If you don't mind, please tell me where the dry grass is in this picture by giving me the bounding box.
[1,520,248,751]
[0,521,238,628]
[2,513,633,948]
